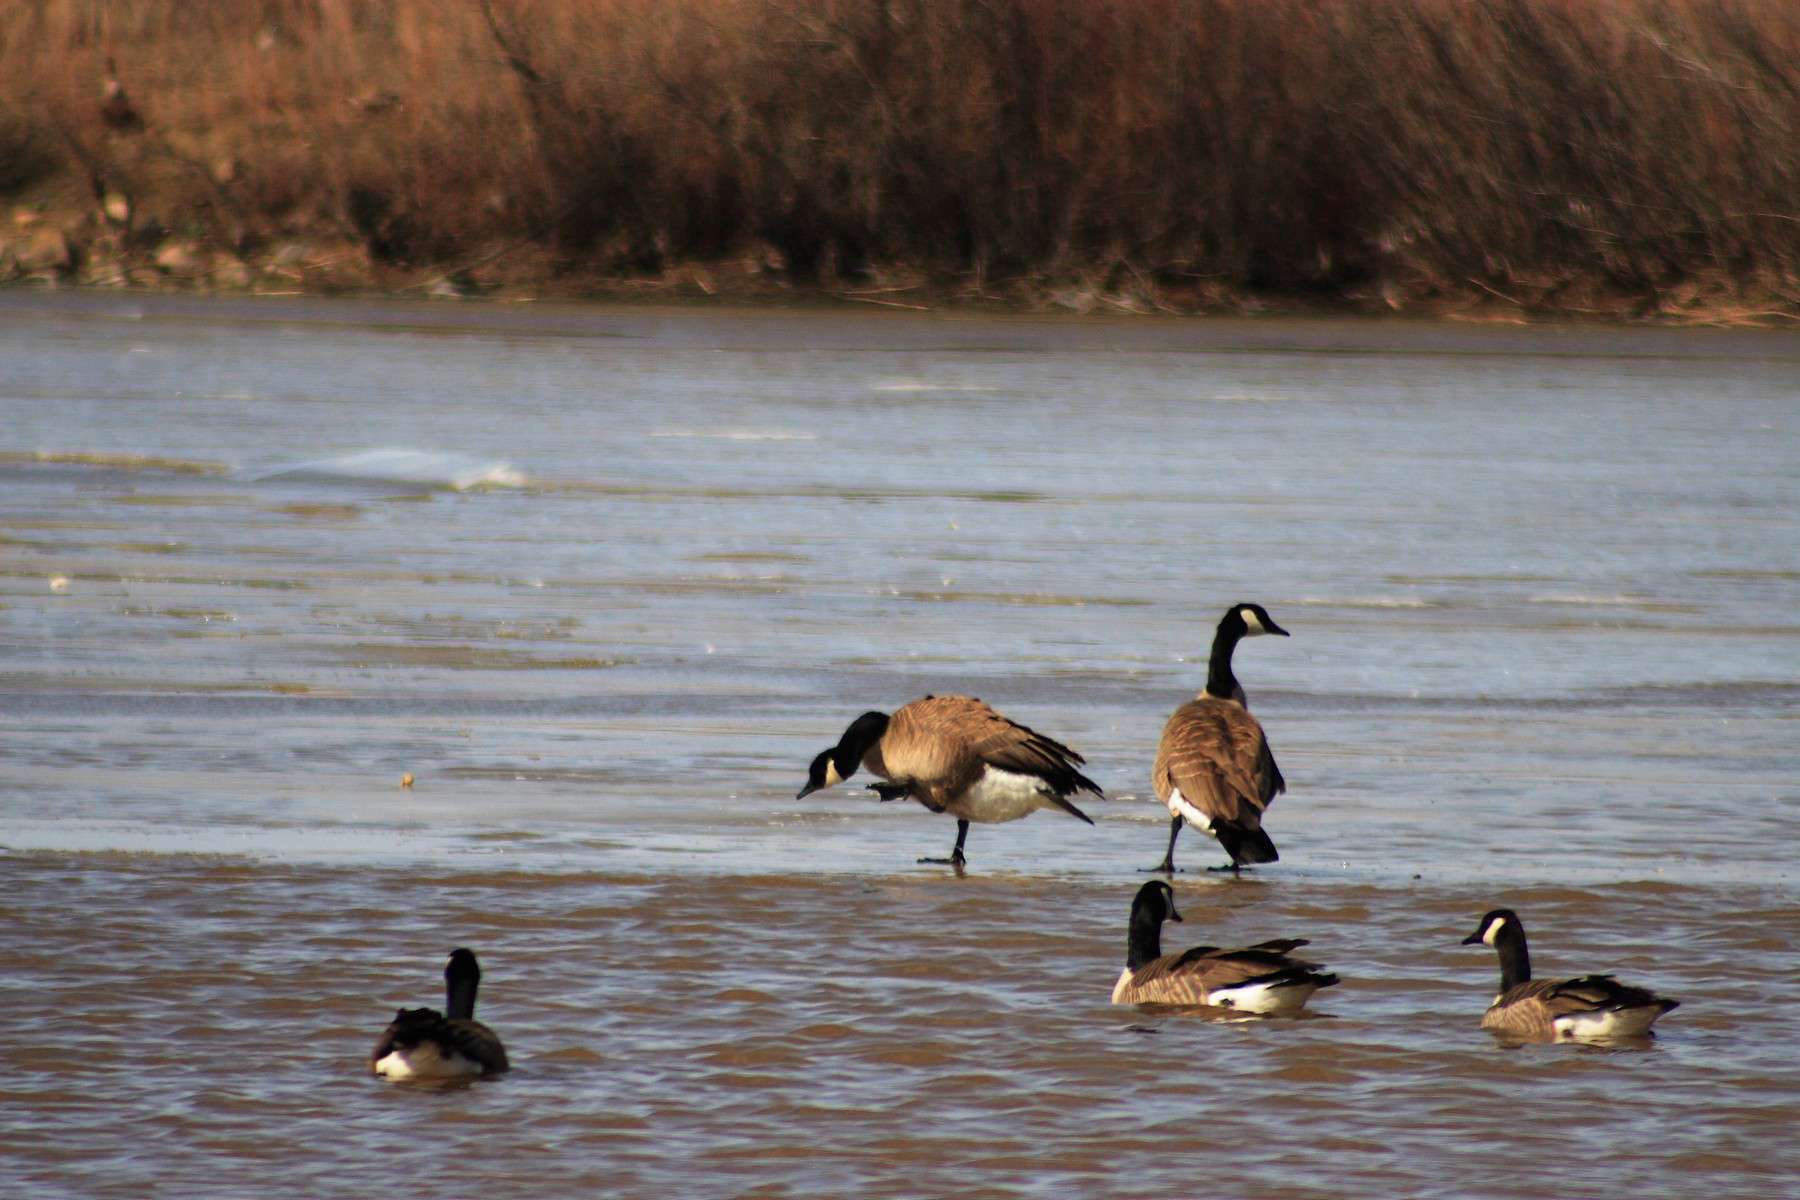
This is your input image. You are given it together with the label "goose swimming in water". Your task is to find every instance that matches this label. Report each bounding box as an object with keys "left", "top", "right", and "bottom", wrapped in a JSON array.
[
  {"left": 1148, "top": 603, "right": 1288, "bottom": 874},
  {"left": 370, "top": 948, "right": 510, "bottom": 1080},
  {"left": 1461, "top": 909, "right": 1679, "bottom": 1041},
  {"left": 797, "top": 694, "right": 1100, "bottom": 870},
  {"left": 1112, "top": 880, "right": 1338, "bottom": 1012}
]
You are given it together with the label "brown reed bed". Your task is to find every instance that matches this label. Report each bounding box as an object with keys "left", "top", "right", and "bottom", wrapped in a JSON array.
[{"left": 2, "top": 0, "right": 1796, "bottom": 320}]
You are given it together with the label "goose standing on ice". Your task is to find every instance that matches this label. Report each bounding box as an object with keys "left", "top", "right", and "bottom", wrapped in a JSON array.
[
  {"left": 1148, "top": 603, "right": 1289, "bottom": 874},
  {"left": 1111, "top": 880, "right": 1338, "bottom": 1012},
  {"left": 370, "top": 948, "right": 510, "bottom": 1080},
  {"left": 797, "top": 694, "right": 1101, "bottom": 870},
  {"left": 1461, "top": 909, "right": 1679, "bottom": 1041}
]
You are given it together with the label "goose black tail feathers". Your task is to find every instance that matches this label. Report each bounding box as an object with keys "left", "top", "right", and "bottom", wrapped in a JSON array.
[{"left": 1215, "top": 823, "right": 1279, "bottom": 866}]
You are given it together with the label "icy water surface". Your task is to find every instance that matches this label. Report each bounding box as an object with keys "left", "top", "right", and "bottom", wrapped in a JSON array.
[{"left": 1, "top": 292, "right": 1797, "bottom": 1197}]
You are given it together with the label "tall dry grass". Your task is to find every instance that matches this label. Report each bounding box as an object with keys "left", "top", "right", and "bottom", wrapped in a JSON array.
[{"left": 2, "top": 0, "right": 1796, "bottom": 305}]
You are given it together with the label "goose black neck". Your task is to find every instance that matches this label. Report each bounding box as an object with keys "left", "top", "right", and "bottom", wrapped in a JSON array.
[
  {"left": 1126, "top": 906, "right": 1164, "bottom": 970},
  {"left": 446, "top": 967, "right": 479, "bottom": 1021},
  {"left": 1205, "top": 622, "right": 1243, "bottom": 700},
  {"left": 1493, "top": 924, "right": 1531, "bottom": 992},
  {"left": 834, "top": 711, "right": 890, "bottom": 776}
]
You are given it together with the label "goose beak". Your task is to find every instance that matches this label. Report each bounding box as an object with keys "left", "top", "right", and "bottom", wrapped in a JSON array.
[
  {"left": 1267, "top": 620, "right": 1290, "bottom": 637},
  {"left": 796, "top": 783, "right": 819, "bottom": 800},
  {"left": 1167, "top": 906, "right": 1183, "bottom": 923},
  {"left": 1460, "top": 931, "right": 1483, "bottom": 945}
]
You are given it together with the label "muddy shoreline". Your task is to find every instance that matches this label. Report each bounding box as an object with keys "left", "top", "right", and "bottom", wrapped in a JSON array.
[{"left": 5, "top": 206, "right": 1795, "bottom": 328}]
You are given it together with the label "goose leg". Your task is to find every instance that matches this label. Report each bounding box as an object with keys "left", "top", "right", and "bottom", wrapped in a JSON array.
[
  {"left": 1141, "top": 815, "right": 1183, "bottom": 874},
  {"left": 919, "top": 818, "right": 969, "bottom": 869}
]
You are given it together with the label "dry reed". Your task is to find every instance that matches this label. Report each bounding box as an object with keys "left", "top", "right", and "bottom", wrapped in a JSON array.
[{"left": 2, "top": 0, "right": 1796, "bottom": 311}]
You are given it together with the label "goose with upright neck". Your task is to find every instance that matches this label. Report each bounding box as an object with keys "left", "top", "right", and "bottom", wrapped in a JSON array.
[
  {"left": 370, "top": 948, "right": 510, "bottom": 1080},
  {"left": 1461, "top": 909, "right": 1679, "bottom": 1041},
  {"left": 797, "top": 694, "right": 1100, "bottom": 871},
  {"left": 1112, "top": 880, "right": 1338, "bottom": 1011},
  {"left": 1147, "top": 603, "right": 1289, "bottom": 874}
]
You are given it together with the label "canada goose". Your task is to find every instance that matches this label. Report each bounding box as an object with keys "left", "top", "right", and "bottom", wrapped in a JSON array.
[
  {"left": 1148, "top": 602, "right": 1288, "bottom": 874},
  {"left": 1461, "top": 909, "right": 1679, "bottom": 1041},
  {"left": 1112, "top": 880, "right": 1338, "bottom": 1012},
  {"left": 370, "top": 948, "right": 510, "bottom": 1080},
  {"left": 797, "top": 694, "right": 1100, "bottom": 869}
]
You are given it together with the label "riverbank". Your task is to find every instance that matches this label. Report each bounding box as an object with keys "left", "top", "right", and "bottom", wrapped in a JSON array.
[{"left": 3, "top": 0, "right": 1797, "bottom": 325}]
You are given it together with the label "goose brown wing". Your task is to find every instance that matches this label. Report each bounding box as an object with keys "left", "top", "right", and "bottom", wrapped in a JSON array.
[
  {"left": 370, "top": 1006, "right": 438, "bottom": 1067},
  {"left": 1241, "top": 937, "right": 1310, "bottom": 955},
  {"left": 893, "top": 695, "right": 1100, "bottom": 797},
  {"left": 1541, "top": 974, "right": 1667, "bottom": 1015},
  {"left": 1137, "top": 942, "right": 1324, "bottom": 993},
  {"left": 370, "top": 1007, "right": 509, "bottom": 1073},
  {"left": 443, "top": 1017, "right": 510, "bottom": 1072},
  {"left": 1153, "top": 699, "right": 1283, "bottom": 827}
]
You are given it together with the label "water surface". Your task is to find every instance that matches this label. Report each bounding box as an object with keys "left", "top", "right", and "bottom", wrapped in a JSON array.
[{"left": 1, "top": 293, "right": 1796, "bottom": 1197}]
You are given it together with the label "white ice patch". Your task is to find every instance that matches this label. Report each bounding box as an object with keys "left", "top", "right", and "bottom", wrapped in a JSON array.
[
  {"left": 1166, "top": 787, "right": 1215, "bottom": 834},
  {"left": 953, "top": 766, "right": 1057, "bottom": 823},
  {"left": 252, "top": 449, "right": 523, "bottom": 491}
]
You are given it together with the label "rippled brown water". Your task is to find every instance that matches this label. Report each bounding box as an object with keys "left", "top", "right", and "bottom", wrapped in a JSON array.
[
  {"left": 1, "top": 293, "right": 1797, "bottom": 1197},
  {"left": 7, "top": 857, "right": 1799, "bottom": 1198}
]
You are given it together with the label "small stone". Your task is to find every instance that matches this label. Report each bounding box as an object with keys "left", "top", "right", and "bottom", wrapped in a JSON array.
[
  {"left": 269, "top": 241, "right": 310, "bottom": 268},
  {"left": 154, "top": 241, "right": 202, "bottom": 276},
  {"left": 49, "top": 575, "right": 70, "bottom": 592},
  {"left": 17, "top": 227, "right": 75, "bottom": 273},
  {"left": 210, "top": 253, "right": 253, "bottom": 289},
  {"left": 400, "top": 772, "right": 415, "bottom": 789}
]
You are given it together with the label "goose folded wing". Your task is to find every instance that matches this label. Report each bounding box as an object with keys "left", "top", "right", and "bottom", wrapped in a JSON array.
[
  {"left": 1156, "top": 710, "right": 1275, "bottom": 828},
  {"left": 950, "top": 702, "right": 1099, "bottom": 794},
  {"left": 1164, "top": 943, "right": 1322, "bottom": 984},
  {"left": 442, "top": 1018, "right": 509, "bottom": 1070},
  {"left": 1543, "top": 974, "right": 1662, "bottom": 1013}
]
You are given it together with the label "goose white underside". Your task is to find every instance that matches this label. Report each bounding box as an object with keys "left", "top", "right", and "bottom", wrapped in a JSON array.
[
  {"left": 1165, "top": 787, "right": 1215, "bottom": 834},
  {"left": 1209, "top": 979, "right": 1320, "bottom": 1015},
  {"left": 946, "top": 766, "right": 1064, "bottom": 823},
  {"left": 1551, "top": 1006, "right": 1669, "bottom": 1040},
  {"left": 373, "top": 1043, "right": 483, "bottom": 1081},
  {"left": 1110, "top": 967, "right": 1134, "bottom": 1005}
]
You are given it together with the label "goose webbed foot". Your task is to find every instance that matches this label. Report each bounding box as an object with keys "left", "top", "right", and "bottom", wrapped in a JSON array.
[
  {"left": 1139, "top": 860, "right": 1181, "bottom": 874},
  {"left": 1206, "top": 862, "right": 1247, "bottom": 875},
  {"left": 920, "top": 820, "right": 969, "bottom": 873}
]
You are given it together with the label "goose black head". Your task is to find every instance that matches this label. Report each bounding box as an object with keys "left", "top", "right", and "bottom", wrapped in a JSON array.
[
  {"left": 796, "top": 710, "right": 890, "bottom": 799},
  {"left": 1126, "top": 880, "right": 1183, "bottom": 969},
  {"left": 1462, "top": 909, "right": 1521, "bottom": 947},
  {"left": 1225, "top": 602, "right": 1289, "bottom": 639},
  {"left": 797, "top": 747, "right": 841, "bottom": 799},
  {"left": 1131, "top": 879, "right": 1184, "bottom": 925},
  {"left": 446, "top": 948, "right": 481, "bottom": 984}
]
